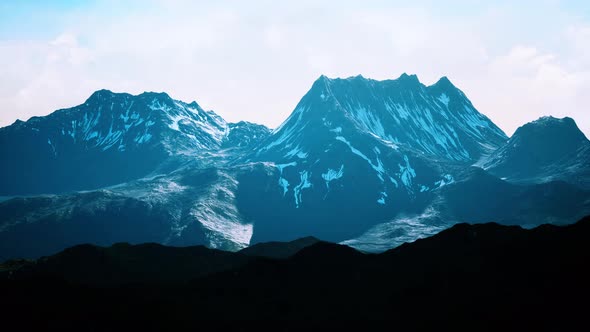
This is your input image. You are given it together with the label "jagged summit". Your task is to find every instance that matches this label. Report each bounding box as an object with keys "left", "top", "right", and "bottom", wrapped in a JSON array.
[
  {"left": 315, "top": 73, "right": 458, "bottom": 88},
  {"left": 257, "top": 73, "right": 507, "bottom": 163},
  {"left": 187, "top": 100, "right": 202, "bottom": 109},
  {"left": 138, "top": 91, "right": 172, "bottom": 98},
  {"left": 431, "top": 76, "right": 456, "bottom": 89},
  {"left": 84, "top": 89, "right": 117, "bottom": 103},
  {"left": 396, "top": 72, "right": 420, "bottom": 84},
  {"left": 88, "top": 88, "right": 113, "bottom": 95},
  {"left": 0, "top": 90, "right": 269, "bottom": 195},
  {"left": 223, "top": 121, "right": 271, "bottom": 149},
  {"left": 1, "top": 75, "right": 589, "bottom": 259},
  {"left": 242, "top": 74, "right": 510, "bottom": 238},
  {"left": 85, "top": 90, "right": 176, "bottom": 105},
  {"left": 314, "top": 73, "right": 422, "bottom": 87},
  {"left": 137, "top": 91, "right": 175, "bottom": 106},
  {"left": 339, "top": 74, "right": 367, "bottom": 81}
]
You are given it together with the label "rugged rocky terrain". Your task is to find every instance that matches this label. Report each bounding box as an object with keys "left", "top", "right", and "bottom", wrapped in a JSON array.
[{"left": 1, "top": 74, "right": 589, "bottom": 259}]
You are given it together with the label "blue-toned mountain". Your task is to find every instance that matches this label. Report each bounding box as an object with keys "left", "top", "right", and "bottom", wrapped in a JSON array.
[
  {"left": 1, "top": 75, "right": 588, "bottom": 259},
  {"left": 0, "top": 90, "right": 269, "bottom": 195},
  {"left": 235, "top": 74, "right": 508, "bottom": 243},
  {"left": 482, "top": 116, "right": 590, "bottom": 188}
]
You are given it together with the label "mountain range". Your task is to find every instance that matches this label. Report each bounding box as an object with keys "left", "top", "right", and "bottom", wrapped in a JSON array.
[{"left": 1, "top": 73, "right": 589, "bottom": 259}]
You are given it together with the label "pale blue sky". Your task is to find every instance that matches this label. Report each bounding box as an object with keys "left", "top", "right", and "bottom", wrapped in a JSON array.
[{"left": 1, "top": 0, "right": 589, "bottom": 136}]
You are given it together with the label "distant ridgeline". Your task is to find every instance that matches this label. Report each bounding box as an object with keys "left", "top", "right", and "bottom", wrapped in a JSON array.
[
  {"left": 1, "top": 217, "right": 589, "bottom": 328},
  {"left": 1, "top": 73, "right": 589, "bottom": 259}
]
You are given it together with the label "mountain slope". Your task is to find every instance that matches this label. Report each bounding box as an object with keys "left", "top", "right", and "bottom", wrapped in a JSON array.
[
  {"left": 222, "top": 121, "right": 271, "bottom": 149},
  {"left": 245, "top": 74, "right": 507, "bottom": 213},
  {"left": 1, "top": 76, "right": 588, "bottom": 260},
  {"left": 0, "top": 165, "right": 263, "bottom": 260},
  {"left": 254, "top": 74, "right": 507, "bottom": 163},
  {"left": 483, "top": 116, "right": 590, "bottom": 188},
  {"left": 341, "top": 167, "right": 590, "bottom": 252},
  {"left": 232, "top": 74, "right": 508, "bottom": 244},
  {"left": 0, "top": 90, "right": 269, "bottom": 195}
]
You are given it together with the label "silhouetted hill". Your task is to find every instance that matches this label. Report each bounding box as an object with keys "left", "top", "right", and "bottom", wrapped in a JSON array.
[
  {"left": 239, "top": 236, "right": 320, "bottom": 258},
  {"left": 7, "top": 242, "right": 253, "bottom": 285},
  {"left": 1, "top": 217, "right": 588, "bottom": 330}
]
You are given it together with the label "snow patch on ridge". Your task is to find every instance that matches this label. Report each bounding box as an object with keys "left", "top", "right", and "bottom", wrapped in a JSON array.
[
  {"left": 47, "top": 139, "right": 56, "bottom": 157},
  {"left": 377, "top": 191, "right": 388, "bottom": 205},
  {"left": 352, "top": 105, "right": 387, "bottom": 138},
  {"left": 275, "top": 162, "right": 297, "bottom": 196},
  {"left": 284, "top": 146, "right": 308, "bottom": 159},
  {"left": 398, "top": 155, "right": 416, "bottom": 190},
  {"left": 434, "top": 174, "right": 454, "bottom": 188},
  {"left": 322, "top": 165, "right": 344, "bottom": 190},
  {"left": 189, "top": 173, "right": 252, "bottom": 250},
  {"left": 335, "top": 136, "right": 386, "bottom": 181},
  {"left": 340, "top": 207, "right": 447, "bottom": 252},
  {"left": 438, "top": 93, "right": 450, "bottom": 106},
  {"left": 293, "top": 170, "right": 312, "bottom": 208},
  {"left": 154, "top": 181, "right": 187, "bottom": 195}
]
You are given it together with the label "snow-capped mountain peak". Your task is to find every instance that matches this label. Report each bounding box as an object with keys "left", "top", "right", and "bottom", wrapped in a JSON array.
[
  {"left": 432, "top": 75, "right": 454, "bottom": 88},
  {"left": 0, "top": 90, "right": 269, "bottom": 194},
  {"left": 257, "top": 73, "right": 507, "bottom": 163},
  {"left": 1, "top": 76, "right": 590, "bottom": 258}
]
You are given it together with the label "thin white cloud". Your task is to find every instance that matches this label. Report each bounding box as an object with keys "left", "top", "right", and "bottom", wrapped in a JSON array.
[
  {"left": 0, "top": 1, "right": 588, "bottom": 138},
  {"left": 465, "top": 41, "right": 590, "bottom": 136}
]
